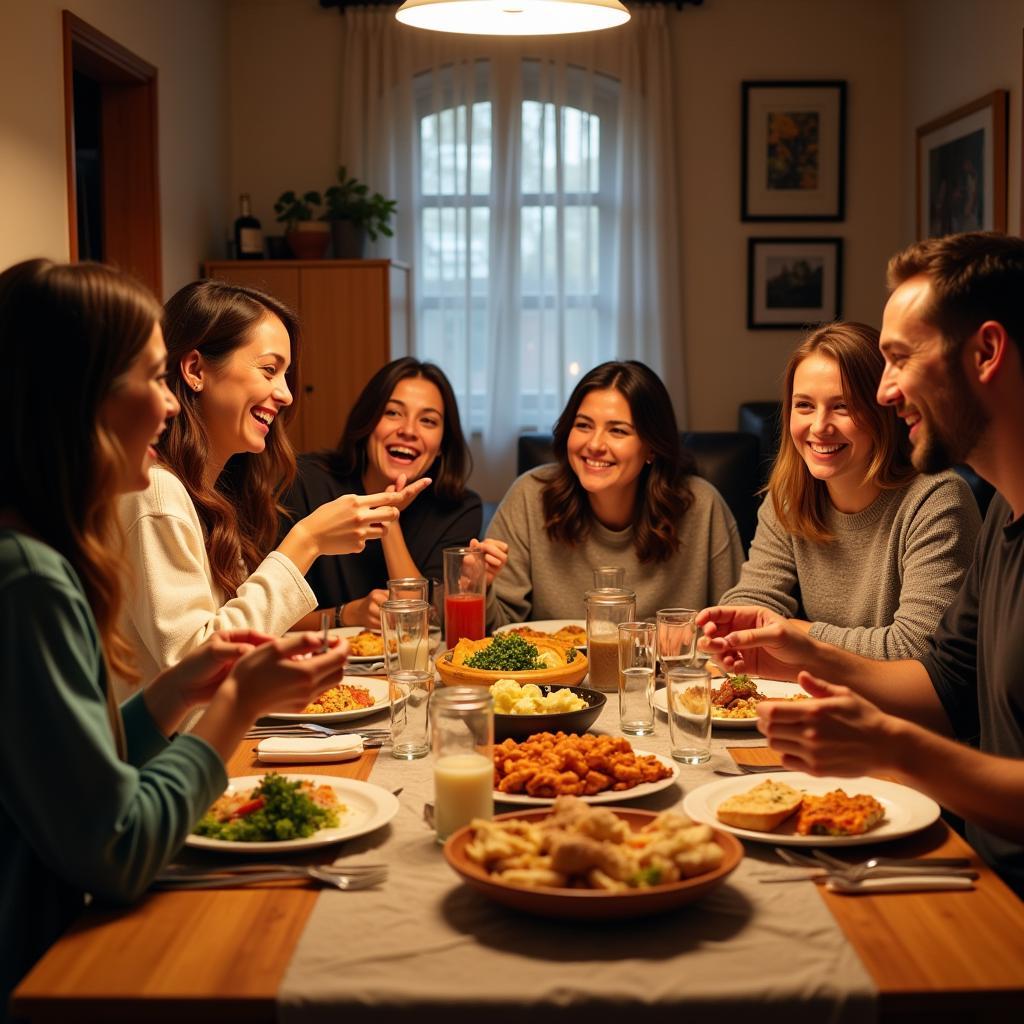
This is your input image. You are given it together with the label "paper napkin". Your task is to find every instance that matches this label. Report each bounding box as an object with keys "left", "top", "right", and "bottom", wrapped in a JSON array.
[{"left": 256, "top": 734, "right": 364, "bottom": 764}]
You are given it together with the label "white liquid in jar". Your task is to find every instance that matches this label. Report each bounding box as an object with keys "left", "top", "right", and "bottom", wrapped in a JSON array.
[{"left": 433, "top": 752, "right": 493, "bottom": 840}]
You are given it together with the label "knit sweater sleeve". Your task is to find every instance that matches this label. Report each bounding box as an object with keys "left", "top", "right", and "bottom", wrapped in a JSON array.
[
  {"left": 809, "top": 473, "right": 982, "bottom": 659},
  {"left": 718, "top": 497, "right": 801, "bottom": 615},
  {"left": 484, "top": 473, "right": 539, "bottom": 628},
  {"left": 121, "top": 469, "right": 317, "bottom": 671}
]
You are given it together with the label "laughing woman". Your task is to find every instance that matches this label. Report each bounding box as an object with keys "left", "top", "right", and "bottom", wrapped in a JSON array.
[
  {"left": 119, "top": 281, "right": 425, "bottom": 685},
  {"left": 283, "top": 357, "right": 506, "bottom": 630},
  {"left": 0, "top": 261, "right": 346, "bottom": 1009},
  {"left": 713, "top": 321, "right": 980, "bottom": 659},
  {"left": 485, "top": 360, "right": 743, "bottom": 626}
]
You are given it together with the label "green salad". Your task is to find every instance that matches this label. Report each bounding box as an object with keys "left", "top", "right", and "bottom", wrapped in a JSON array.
[
  {"left": 463, "top": 632, "right": 577, "bottom": 671},
  {"left": 194, "top": 773, "right": 340, "bottom": 842}
]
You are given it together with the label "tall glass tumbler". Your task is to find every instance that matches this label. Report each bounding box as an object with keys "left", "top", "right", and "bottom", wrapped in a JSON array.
[
  {"left": 617, "top": 621, "right": 656, "bottom": 735},
  {"left": 387, "top": 577, "right": 429, "bottom": 602},
  {"left": 431, "top": 686, "right": 494, "bottom": 842},
  {"left": 656, "top": 608, "right": 698, "bottom": 676},
  {"left": 381, "top": 598, "right": 432, "bottom": 760},
  {"left": 665, "top": 665, "right": 712, "bottom": 764},
  {"left": 584, "top": 588, "right": 636, "bottom": 692},
  {"left": 443, "top": 547, "right": 486, "bottom": 649}
]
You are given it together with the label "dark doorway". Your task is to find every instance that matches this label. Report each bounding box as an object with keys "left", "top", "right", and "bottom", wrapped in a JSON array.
[{"left": 63, "top": 11, "right": 162, "bottom": 295}]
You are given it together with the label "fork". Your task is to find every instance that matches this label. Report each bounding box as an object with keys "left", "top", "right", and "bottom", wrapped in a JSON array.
[
  {"left": 153, "top": 864, "right": 387, "bottom": 890},
  {"left": 770, "top": 847, "right": 976, "bottom": 883},
  {"left": 244, "top": 725, "right": 390, "bottom": 739},
  {"left": 714, "top": 762, "right": 790, "bottom": 776}
]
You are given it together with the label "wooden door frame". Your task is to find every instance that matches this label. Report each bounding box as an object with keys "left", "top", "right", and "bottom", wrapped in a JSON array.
[{"left": 62, "top": 10, "right": 162, "bottom": 295}]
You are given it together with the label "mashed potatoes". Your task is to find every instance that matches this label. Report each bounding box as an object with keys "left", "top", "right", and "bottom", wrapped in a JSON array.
[{"left": 490, "top": 679, "right": 586, "bottom": 715}]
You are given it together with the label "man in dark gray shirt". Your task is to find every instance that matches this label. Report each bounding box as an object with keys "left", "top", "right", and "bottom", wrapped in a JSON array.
[{"left": 697, "top": 232, "right": 1024, "bottom": 895}]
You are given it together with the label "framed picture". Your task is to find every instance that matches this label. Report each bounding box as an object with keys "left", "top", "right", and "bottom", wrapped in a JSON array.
[
  {"left": 916, "top": 90, "right": 1008, "bottom": 238},
  {"left": 742, "top": 80, "right": 847, "bottom": 221},
  {"left": 747, "top": 237, "right": 843, "bottom": 330}
]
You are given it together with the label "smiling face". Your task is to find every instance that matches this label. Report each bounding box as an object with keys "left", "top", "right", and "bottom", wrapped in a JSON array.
[
  {"left": 365, "top": 375, "right": 444, "bottom": 488},
  {"left": 567, "top": 388, "right": 651, "bottom": 506},
  {"left": 101, "top": 322, "right": 180, "bottom": 494},
  {"left": 878, "top": 276, "right": 988, "bottom": 473},
  {"left": 190, "top": 312, "right": 293, "bottom": 470},
  {"left": 789, "top": 353, "right": 876, "bottom": 505}
]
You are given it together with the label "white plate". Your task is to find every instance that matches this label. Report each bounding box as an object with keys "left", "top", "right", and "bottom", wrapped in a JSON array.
[
  {"left": 653, "top": 677, "right": 806, "bottom": 730},
  {"left": 494, "top": 619, "right": 588, "bottom": 650},
  {"left": 186, "top": 773, "right": 400, "bottom": 853},
  {"left": 495, "top": 751, "right": 680, "bottom": 806},
  {"left": 682, "top": 771, "right": 941, "bottom": 847},
  {"left": 265, "top": 676, "right": 394, "bottom": 723}
]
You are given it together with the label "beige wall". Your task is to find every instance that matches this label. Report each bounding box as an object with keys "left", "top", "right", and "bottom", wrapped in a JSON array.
[
  {"left": 0, "top": 0, "right": 228, "bottom": 297},
  {"left": 903, "top": 0, "right": 1024, "bottom": 239}
]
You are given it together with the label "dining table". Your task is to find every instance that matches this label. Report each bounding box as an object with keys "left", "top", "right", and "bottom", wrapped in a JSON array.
[{"left": 11, "top": 677, "right": 1024, "bottom": 1024}]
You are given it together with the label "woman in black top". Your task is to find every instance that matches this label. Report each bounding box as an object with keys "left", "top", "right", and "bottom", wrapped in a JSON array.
[{"left": 285, "top": 358, "right": 507, "bottom": 628}]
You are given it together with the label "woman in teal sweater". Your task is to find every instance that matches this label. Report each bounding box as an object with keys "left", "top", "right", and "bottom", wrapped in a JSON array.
[{"left": 0, "top": 260, "right": 348, "bottom": 1011}]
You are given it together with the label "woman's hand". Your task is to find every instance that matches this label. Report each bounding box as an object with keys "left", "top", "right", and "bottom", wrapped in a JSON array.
[
  {"left": 470, "top": 537, "right": 509, "bottom": 587},
  {"left": 143, "top": 629, "right": 274, "bottom": 734},
  {"left": 695, "top": 605, "right": 818, "bottom": 680},
  {"left": 282, "top": 478, "right": 432, "bottom": 565},
  {"left": 384, "top": 472, "right": 429, "bottom": 513},
  {"left": 343, "top": 589, "right": 389, "bottom": 630}
]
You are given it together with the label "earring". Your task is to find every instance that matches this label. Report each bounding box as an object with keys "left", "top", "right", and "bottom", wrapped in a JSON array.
[{"left": 192, "top": 381, "right": 202, "bottom": 393}]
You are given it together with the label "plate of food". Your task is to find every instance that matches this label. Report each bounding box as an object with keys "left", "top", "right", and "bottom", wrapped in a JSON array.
[
  {"left": 265, "top": 677, "right": 394, "bottom": 723},
  {"left": 682, "top": 772, "right": 941, "bottom": 847},
  {"left": 443, "top": 796, "right": 743, "bottom": 919},
  {"left": 186, "top": 772, "right": 400, "bottom": 853},
  {"left": 437, "top": 633, "right": 589, "bottom": 689},
  {"left": 494, "top": 619, "right": 587, "bottom": 650},
  {"left": 490, "top": 681, "right": 606, "bottom": 741},
  {"left": 493, "top": 731, "right": 679, "bottom": 805},
  {"left": 653, "top": 675, "right": 810, "bottom": 730}
]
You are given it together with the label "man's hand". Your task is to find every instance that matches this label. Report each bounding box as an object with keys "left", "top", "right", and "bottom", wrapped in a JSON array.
[
  {"left": 696, "top": 605, "right": 817, "bottom": 680},
  {"left": 344, "top": 589, "right": 389, "bottom": 630},
  {"left": 757, "top": 671, "right": 904, "bottom": 776}
]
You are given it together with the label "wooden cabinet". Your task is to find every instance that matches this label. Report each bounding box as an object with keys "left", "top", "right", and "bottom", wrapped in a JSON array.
[{"left": 203, "top": 260, "right": 410, "bottom": 452}]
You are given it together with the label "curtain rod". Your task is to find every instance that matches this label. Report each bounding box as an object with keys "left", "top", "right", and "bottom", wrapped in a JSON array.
[{"left": 318, "top": 1, "right": 705, "bottom": 10}]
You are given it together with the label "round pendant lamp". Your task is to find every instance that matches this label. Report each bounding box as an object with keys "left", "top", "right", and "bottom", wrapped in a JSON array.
[{"left": 395, "top": 0, "right": 631, "bottom": 36}]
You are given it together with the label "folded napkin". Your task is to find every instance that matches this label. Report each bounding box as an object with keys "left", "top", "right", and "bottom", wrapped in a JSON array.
[
  {"left": 257, "top": 734, "right": 363, "bottom": 764},
  {"left": 827, "top": 874, "right": 975, "bottom": 894}
]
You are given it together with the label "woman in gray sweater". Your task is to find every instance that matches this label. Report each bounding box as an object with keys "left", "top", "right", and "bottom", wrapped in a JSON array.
[
  {"left": 486, "top": 361, "right": 742, "bottom": 625},
  {"left": 716, "top": 321, "right": 980, "bottom": 660}
]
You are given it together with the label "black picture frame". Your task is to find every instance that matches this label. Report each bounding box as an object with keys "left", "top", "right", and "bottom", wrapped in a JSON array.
[
  {"left": 742, "top": 80, "right": 847, "bottom": 222},
  {"left": 747, "top": 236, "right": 843, "bottom": 330}
]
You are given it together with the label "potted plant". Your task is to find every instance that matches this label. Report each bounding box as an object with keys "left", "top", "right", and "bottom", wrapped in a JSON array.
[
  {"left": 322, "top": 166, "right": 397, "bottom": 258},
  {"left": 273, "top": 189, "right": 329, "bottom": 259}
]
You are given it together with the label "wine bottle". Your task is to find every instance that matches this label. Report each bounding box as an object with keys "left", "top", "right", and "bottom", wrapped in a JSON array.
[{"left": 234, "top": 193, "right": 263, "bottom": 260}]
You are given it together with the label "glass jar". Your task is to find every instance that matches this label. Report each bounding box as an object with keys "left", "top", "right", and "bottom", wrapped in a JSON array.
[
  {"left": 430, "top": 686, "right": 494, "bottom": 841},
  {"left": 584, "top": 587, "right": 637, "bottom": 692}
]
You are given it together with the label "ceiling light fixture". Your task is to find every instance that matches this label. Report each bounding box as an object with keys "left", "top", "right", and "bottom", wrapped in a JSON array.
[{"left": 395, "top": 0, "right": 630, "bottom": 37}]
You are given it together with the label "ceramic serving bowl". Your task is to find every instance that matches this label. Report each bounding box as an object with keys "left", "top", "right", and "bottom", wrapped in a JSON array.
[
  {"left": 493, "top": 685, "right": 606, "bottom": 741},
  {"left": 443, "top": 807, "right": 743, "bottom": 920},
  {"left": 436, "top": 636, "right": 589, "bottom": 689}
]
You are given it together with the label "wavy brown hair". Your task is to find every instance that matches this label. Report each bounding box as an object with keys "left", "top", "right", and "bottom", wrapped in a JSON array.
[
  {"left": 0, "top": 259, "right": 163, "bottom": 698},
  {"left": 768, "top": 321, "right": 916, "bottom": 543},
  {"left": 541, "top": 361, "right": 695, "bottom": 563},
  {"left": 160, "top": 280, "right": 301, "bottom": 597},
  {"left": 321, "top": 357, "right": 471, "bottom": 503}
]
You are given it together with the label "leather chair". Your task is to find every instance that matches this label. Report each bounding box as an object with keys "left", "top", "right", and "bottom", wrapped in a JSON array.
[{"left": 515, "top": 432, "right": 762, "bottom": 551}]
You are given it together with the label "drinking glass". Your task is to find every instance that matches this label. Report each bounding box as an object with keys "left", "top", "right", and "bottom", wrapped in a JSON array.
[
  {"left": 656, "top": 608, "right": 698, "bottom": 675},
  {"left": 665, "top": 665, "right": 712, "bottom": 764},
  {"left": 387, "top": 577, "right": 429, "bottom": 602},
  {"left": 443, "top": 547, "right": 486, "bottom": 649},
  {"left": 617, "top": 621, "right": 656, "bottom": 736},
  {"left": 381, "top": 599, "right": 432, "bottom": 759},
  {"left": 592, "top": 565, "right": 625, "bottom": 589},
  {"left": 430, "top": 687, "right": 493, "bottom": 842},
  {"left": 585, "top": 588, "right": 636, "bottom": 693}
]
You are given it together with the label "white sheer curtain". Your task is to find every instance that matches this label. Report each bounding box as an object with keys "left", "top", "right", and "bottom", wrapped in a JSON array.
[{"left": 338, "top": 6, "right": 684, "bottom": 494}]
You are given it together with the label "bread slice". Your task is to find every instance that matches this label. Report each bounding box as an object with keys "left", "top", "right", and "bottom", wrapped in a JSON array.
[{"left": 715, "top": 779, "right": 803, "bottom": 832}]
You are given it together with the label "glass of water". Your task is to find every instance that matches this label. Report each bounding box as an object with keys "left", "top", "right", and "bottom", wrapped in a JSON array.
[
  {"left": 617, "top": 621, "right": 656, "bottom": 736},
  {"left": 381, "top": 599, "right": 432, "bottom": 759},
  {"left": 665, "top": 665, "right": 712, "bottom": 764},
  {"left": 656, "top": 608, "right": 698, "bottom": 675}
]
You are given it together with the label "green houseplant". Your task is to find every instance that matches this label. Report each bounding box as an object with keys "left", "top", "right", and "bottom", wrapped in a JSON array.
[
  {"left": 273, "top": 189, "right": 329, "bottom": 259},
  {"left": 322, "top": 166, "right": 397, "bottom": 258}
]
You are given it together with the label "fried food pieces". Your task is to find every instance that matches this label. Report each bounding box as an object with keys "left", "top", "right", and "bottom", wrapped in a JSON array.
[
  {"left": 493, "top": 731, "right": 672, "bottom": 798},
  {"left": 348, "top": 631, "right": 384, "bottom": 657},
  {"left": 464, "top": 795, "right": 724, "bottom": 890},
  {"left": 506, "top": 624, "right": 586, "bottom": 647},
  {"left": 796, "top": 789, "right": 885, "bottom": 837},
  {"left": 301, "top": 684, "right": 375, "bottom": 715}
]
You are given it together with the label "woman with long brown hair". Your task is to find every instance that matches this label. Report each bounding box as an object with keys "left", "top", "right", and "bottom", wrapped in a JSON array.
[
  {"left": 284, "top": 356, "right": 506, "bottom": 629},
  {"left": 0, "top": 260, "right": 346, "bottom": 1007},
  {"left": 485, "top": 360, "right": 742, "bottom": 624},
  {"left": 715, "top": 320, "right": 980, "bottom": 658},
  {"left": 119, "top": 280, "right": 426, "bottom": 682}
]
